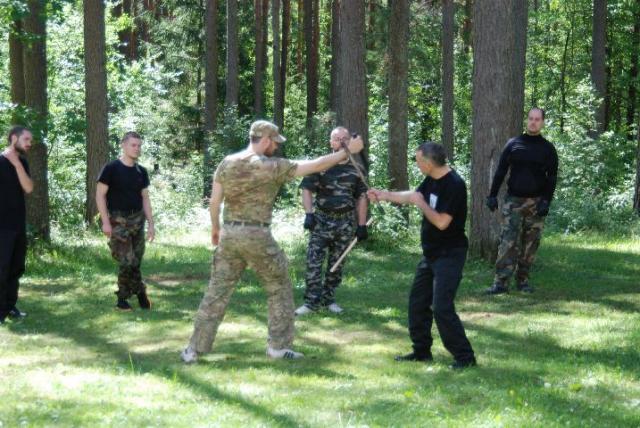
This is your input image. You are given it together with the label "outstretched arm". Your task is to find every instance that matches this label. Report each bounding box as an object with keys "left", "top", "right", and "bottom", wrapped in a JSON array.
[
  {"left": 368, "top": 189, "right": 453, "bottom": 231},
  {"left": 294, "top": 135, "right": 364, "bottom": 177}
]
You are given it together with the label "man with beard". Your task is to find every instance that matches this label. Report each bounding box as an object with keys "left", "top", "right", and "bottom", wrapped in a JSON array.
[
  {"left": 181, "top": 120, "right": 364, "bottom": 363},
  {"left": 0, "top": 126, "right": 34, "bottom": 324}
]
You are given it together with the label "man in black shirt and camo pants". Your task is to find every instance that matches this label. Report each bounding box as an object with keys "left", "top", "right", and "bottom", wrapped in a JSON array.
[
  {"left": 96, "top": 132, "right": 155, "bottom": 310},
  {"left": 295, "top": 127, "right": 368, "bottom": 316},
  {"left": 485, "top": 108, "right": 558, "bottom": 294}
]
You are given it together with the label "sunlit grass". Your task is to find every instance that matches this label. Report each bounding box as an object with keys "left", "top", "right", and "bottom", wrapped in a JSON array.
[{"left": 0, "top": 226, "right": 638, "bottom": 427}]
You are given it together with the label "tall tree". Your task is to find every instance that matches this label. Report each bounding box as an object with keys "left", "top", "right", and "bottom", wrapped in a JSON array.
[
  {"left": 254, "top": 0, "right": 267, "bottom": 116},
  {"left": 627, "top": 1, "right": 639, "bottom": 138},
  {"left": 592, "top": 0, "right": 607, "bottom": 134},
  {"left": 296, "top": 0, "right": 304, "bottom": 75},
  {"left": 278, "top": 0, "right": 291, "bottom": 126},
  {"left": 441, "top": 0, "right": 455, "bottom": 161},
  {"left": 273, "top": 0, "right": 283, "bottom": 127},
  {"left": 23, "top": 0, "right": 50, "bottom": 240},
  {"left": 84, "top": 0, "right": 110, "bottom": 223},
  {"left": 304, "top": 0, "right": 319, "bottom": 120},
  {"left": 512, "top": 0, "right": 528, "bottom": 133},
  {"left": 470, "top": 0, "right": 526, "bottom": 260},
  {"left": 329, "top": 0, "right": 340, "bottom": 112},
  {"left": 204, "top": 0, "right": 219, "bottom": 195},
  {"left": 225, "top": 0, "right": 239, "bottom": 110},
  {"left": 337, "top": 0, "right": 368, "bottom": 168},
  {"left": 388, "top": 0, "right": 409, "bottom": 191},
  {"left": 9, "top": 18, "right": 25, "bottom": 116}
]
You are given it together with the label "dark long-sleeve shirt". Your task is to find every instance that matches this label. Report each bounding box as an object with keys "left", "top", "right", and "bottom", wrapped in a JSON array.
[{"left": 489, "top": 133, "right": 558, "bottom": 201}]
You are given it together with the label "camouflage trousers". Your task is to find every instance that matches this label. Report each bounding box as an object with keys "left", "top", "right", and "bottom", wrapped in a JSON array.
[
  {"left": 494, "top": 196, "right": 545, "bottom": 285},
  {"left": 108, "top": 211, "right": 146, "bottom": 299},
  {"left": 304, "top": 213, "right": 355, "bottom": 309},
  {"left": 189, "top": 225, "right": 295, "bottom": 353}
]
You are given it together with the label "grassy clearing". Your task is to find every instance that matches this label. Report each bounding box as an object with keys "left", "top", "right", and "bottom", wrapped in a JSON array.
[{"left": 1, "top": 221, "right": 639, "bottom": 427}]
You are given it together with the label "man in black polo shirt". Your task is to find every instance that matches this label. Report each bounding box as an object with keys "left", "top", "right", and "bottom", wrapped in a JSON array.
[
  {"left": 368, "top": 142, "right": 476, "bottom": 369},
  {"left": 0, "top": 126, "right": 34, "bottom": 324},
  {"left": 96, "top": 132, "right": 155, "bottom": 311},
  {"left": 485, "top": 108, "right": 558, "bottom": 294}
]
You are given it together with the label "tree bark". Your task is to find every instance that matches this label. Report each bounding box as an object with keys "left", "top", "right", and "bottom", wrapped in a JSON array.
[
  {"left": 225, "top": 0, "right": 239, "bottom": 109},
  {"left": 297, "top": 0, "right": 304, "bottom": 75},
  {"left": 84, "top": 0, "right": 110, "bottom": 224},
  {"left": 388, "top": 0, "right": 409, "bottom": 191},
  {"left": 337, "top": 0, "right": 369, "bottom": 170},
  {"left": 627, "top": 3, "right": 639, "bottom": 139},
  {"left": 441, "top": 0, "right": 455, "bottom": 161},
  {"left": 23, "top": 0, "right": 50, "bottom": 240},
  {"left": 304, "top": 0, "right": 319, "bottom": 121},
  {"left": 9, "top": 19, "right": 25, "bottom": 108},
  {"left": 592, "top": 0, "right": 607, "bottom": 134},
  {"left": 470, "top": 0, "right": 526, "bottom": 261},
  {"left": 279, "top": 0, "right": 291, "bottom": 125},
  {"left": 330, "top": 0, "right": 340, "bottom": 112},
  {"left": 511, "top": 0, "right": 528, "bottom": 133},
  {"left": 273, "top": 0, "right": 283, "bottom": 127},
  {"left": 254, "top": 0, "right": 267, "bottom": 117},
  {"left": 204, "top": 0, "right": 219, "bottom": 196}
]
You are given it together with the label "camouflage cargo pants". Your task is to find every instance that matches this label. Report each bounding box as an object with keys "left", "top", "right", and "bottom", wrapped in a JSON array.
[
  {"left": 189, "top": 225, "right": 295, "bottom": 353},
  {"left": 304, "top": 213, "right": 354, "bottom": 309},
  {"left": 108, "top": 211, "right": 146, "bottom": 299},
  {"left": 494, "top": 196, "right": 545, "bottom": 285}
]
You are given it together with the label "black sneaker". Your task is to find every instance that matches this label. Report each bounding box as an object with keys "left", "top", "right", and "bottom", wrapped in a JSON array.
[
  {"left": 394, "top": 352, "right": 433, "bottom": 362},
  {"left": 485, "top": 283, "right": 509, "bottom": 295},
  {"left": 116, "top": 298, "right": 133, "bottom": 311},
  {"left": 137, "top": 290, "right": 151, "bottom": 309},
  {"left": 450, "top": 357, "right": 477, "bottom": 370},
  {"left": 8, "top": 307, "right": 27, "bottom": 319},
  {"left": 517, "top": 282, "right": 534, "bottom": 293}
]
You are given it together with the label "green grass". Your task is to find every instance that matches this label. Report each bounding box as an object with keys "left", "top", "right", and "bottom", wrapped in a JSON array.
[{"left": 1, "top": 224, "right": 639, "bottom": 427}]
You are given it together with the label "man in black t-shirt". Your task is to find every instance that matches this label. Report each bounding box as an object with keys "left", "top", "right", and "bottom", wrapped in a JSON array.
[
  {"left": 0, "top": 126, "right": 34, "bottom": 324},
  {"left": 96, "top": 132, "right": 155, "bottom": 311},
  {"left": 485, "top": 108, "right": 558, "bottom": 294},
  {"left": 368, "top": 142, "right": 476, "bottom": 369},
  {"left": 295, "top": 127, "right": 368, "bottom": 316}
]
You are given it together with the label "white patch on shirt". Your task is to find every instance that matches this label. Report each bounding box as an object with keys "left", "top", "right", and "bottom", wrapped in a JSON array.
[{"left": 429, "top": 193, "right": 438, "bottom": 209}]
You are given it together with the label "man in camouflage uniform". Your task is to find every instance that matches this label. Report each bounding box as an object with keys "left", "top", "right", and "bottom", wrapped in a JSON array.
[
  {"left": 96, "top": 132, "right": 155, "bottom": 310},
  {"left": 295, "top": 127, "right": 368, "bottom": 316},
  {"left": 181, "top": 120, "right": 364, "bottom": 363},
  {"left": 485, "top": 108, "right": 558, "bottom": 294}
]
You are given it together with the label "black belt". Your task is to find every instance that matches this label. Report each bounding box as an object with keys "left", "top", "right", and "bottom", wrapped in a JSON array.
[
  {"left": 110, "top": 209, "right": 143, "bottom": 217},
  {"left": 316, "top": 208, "right": 354, "bottom": 219},
  {"left": 225, "top": 220, "right": 271, "bottom": 228}
]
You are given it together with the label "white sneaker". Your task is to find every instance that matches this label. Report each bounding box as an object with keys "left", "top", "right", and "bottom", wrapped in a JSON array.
[
  {"left": 180, "top": 346, "right": 198, "bottom": 364},
  {"left": 266, "top": 347, "right": 304, "bottom": 359},
  {"left": 294, "top": 304, "right": 315, "bottom": 316},
  {"left": 326, "top": 303, "right": 344, "bottom": 314}
]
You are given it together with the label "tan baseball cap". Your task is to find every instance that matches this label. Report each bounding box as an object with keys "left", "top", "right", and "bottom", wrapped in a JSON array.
[{"left": 249, "top": 120, "right": 287, "bottom": 143}]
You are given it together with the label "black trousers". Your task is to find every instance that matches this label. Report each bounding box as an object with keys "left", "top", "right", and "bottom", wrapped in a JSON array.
[
  {"left": 0, "top": 229, "right": 27, "bottom": 319},
  {"left": 408, "top": 248, "right": 475, "bottom": 362}
]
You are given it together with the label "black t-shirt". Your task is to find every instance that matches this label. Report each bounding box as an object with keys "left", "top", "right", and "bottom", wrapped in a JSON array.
[
  {"left": 97, "top": 160, "right": 150, "bottom": 213},
  {"left": 489, "top": 133, "right": 558, "bottom": 201},
  {"left": 416, "top": 169, "right": 468, "bottom": 257},
  {"left": 0, "top": 154, "right": 30, "bottom": 231}
]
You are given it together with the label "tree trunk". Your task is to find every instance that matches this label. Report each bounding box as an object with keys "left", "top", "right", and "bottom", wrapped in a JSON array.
[
  {"left": 304, "top": 0, "right": 319, "bottom": 121},
  {"left": 84, "top": 0, "right": 110, "bottom": 224},
  {"left": 273, "top": 0, "right": 283, "bottom": 127},
  {"left": 204, "top": 0, "right": 219, "bottom": 196},
  {"left": 337, "top": 0, "right": 369, "bottom": 170},
  {"left": 225, "top": 0, "right": 239, "bottom": 109},
  {"left": 254, "top": 0, "right": 267, "bottom": 117},
  {"left": 23, "top": 0, "right": 50, "bottom": 240},
  {"left": 470, "top": 0, "right": 525, "bottom": 261},
  {"left": 441, "top": 0, "right": 455, "bottom": 162},
  {"left": 330, "top": 0, "right": 340, "bottom": 112},
  {"left": 592, "top": 0, "right": 607, "bottom": 134},
  {"left": 462, "top": 0, "right": 472, "bottom": 53},
  {"left": 627, "top": 3, "right": 639, "bottom": 139},
  {"left": 388, "top": 0, "right": 408, "bottom": 191},
  {"left": 296, "top": 0, "right": 304, "bottom": 75},
  {"left": 9, "top": 19, "right": 25, "bottom": 108},
  {"left": 511, "top": 0, "right": 528, "bottom": 133},
  {"left": 279, "top": 0, "right": 291, "bottom": 125},
  {"left": 559, "top": 26, "right": 571, "bottom": 133}
]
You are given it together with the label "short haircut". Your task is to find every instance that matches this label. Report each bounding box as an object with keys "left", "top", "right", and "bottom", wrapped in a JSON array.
[
  {"left": 7, "top": 126, "right": 29, "bottom": 146},
  {"left": 416, "top": 141, "right": 447, "bottom": 167},
  {"left": 529, "top": 107, "right": 545, "bottom": 120},
  {"left": 121, "top": 131, "right": 142, "bottom": 144},
  {"left": 331, "top": 126, "right": 350, "bottom": 138}
]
